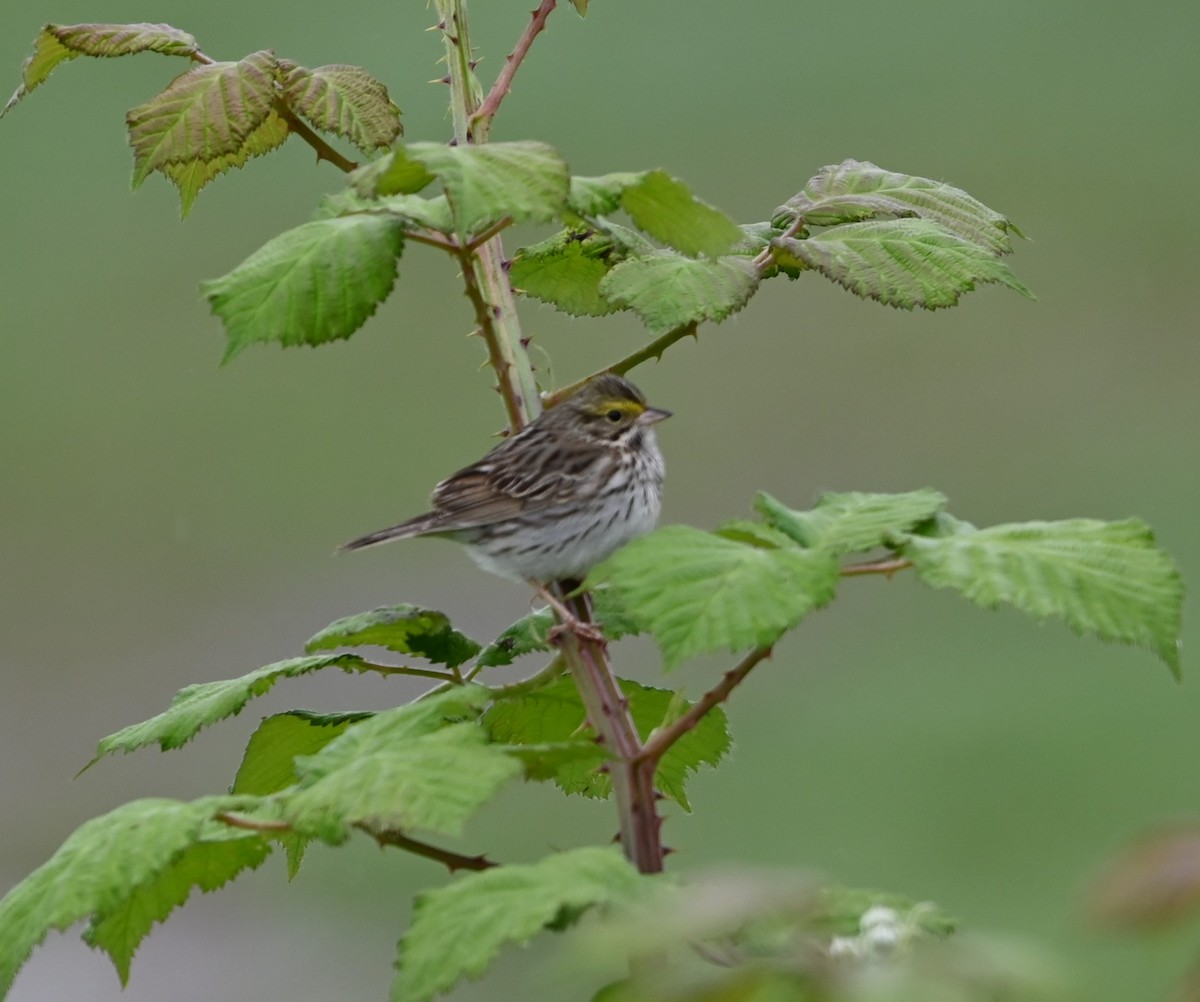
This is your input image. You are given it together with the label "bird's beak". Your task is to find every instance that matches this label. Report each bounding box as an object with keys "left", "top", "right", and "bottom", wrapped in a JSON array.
[{"left": 638, "top": 407, "right": 672, "bottom": 426}]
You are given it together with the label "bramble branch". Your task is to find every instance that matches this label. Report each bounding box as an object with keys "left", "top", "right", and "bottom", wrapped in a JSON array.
[
  {"left": 469, "top": 0, "right": 558, "bottom": 143},
  {"left": 637, "top": 646, "right": 773, "bottom": 768},
  {"left": 841, "top": 557, "right": 912, "bottom": 577},
  {"left": 358, "top": 824, "right": 498, "bottom": 871}
]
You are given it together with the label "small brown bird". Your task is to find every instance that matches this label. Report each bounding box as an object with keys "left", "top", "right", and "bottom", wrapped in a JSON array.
[{"left": 342, "top": 373, "right": 670, "bottom": 624}]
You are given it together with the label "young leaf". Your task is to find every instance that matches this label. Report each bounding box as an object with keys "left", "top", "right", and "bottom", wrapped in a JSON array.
[
  {"left": 509, "top": 232, "right": 622, "bottom": 317},
  {"left": 201, "top": 214, "right": 405, "bottom": 361},
  {"left": 353, "top": 146, "right": 437, "bottom": 197},
  {"left": 306, "top": 604, "right": 481, "bottom": 667},
  {"left": 3, "top": 22, "right": 198, "bottom": 117},
  {"left": 778, "top": 219, "right": 1033, "bottom": 310},
  {"left": 318, "top": 188, "right": 455, "bottom": 233},
  {"left": 232, "top": 710, "right": 371, "bottom": 795},
  {"left": 621, "top": 170, "right": 742, "bottom": 257},
  {"left": 83, "top": 825, "right": 271, "bottom": 984},
  {"left": 280, "top": 687, "right": 518, "bottom": 843},
  {"left": 756, "top": 489, "right": 948, "bottom": 555},
  {"left": 163, "top": 109, "right": 290, "bottom": 217},
  {"left": 485, "top": 677, "right": 730, "bottom": 809},
  {"left": 590, "top": 526, "right": 839, "bottom": 669},
  {"left": 599, "top": 252, "right": 759, "bottom": 334},
  {"left": 777, "top": 160, "right": 1022, "bottom": 255},
  {"left": 394, "top": 847, "right": 645, "bottom": 1002},
  {"left": 127, "top": 50, "right": 278, "bottom": 187},
  {"left": 0, "top": 796, "right": 254, "bottom": 996},
  {"left": 369, "top": 141, "right": 570, "bottom": 233},
  {"left": 897, "top": 516, "right": 1183, "bottom": 676},
  {"left": 279, "top": 61, "right": 402, "bottom": 154},
  {"left": 89, "top": 653, "right": 371, "bottom": 763}
]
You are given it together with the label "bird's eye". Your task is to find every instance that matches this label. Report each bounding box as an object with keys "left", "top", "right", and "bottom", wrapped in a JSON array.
[{"left": 605, "top": 409, "right": 623, "bottom": 423}]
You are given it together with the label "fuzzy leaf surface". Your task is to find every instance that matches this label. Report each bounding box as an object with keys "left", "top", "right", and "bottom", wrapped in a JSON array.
[
  {"left": 779, "top": 219, "right": 1033, "bottom": 309},
  {"left": 509, "top": 232, "right": 621, "bottom": 316},
  {"left": 201, "top": 214, "right": 404, "bottom": 361},
  {"left": 599, "top": 252, "right": 759, "bottom": 334},
  {"left": 898, "top": 516, "right": 1183, "bottom": 676},
  {"left": 90, "top": 654, "right": 371, "bottom": 762},
  {"left": 484, "top": 677, "right": 729, "bottom": 809},
  {"left": 394, "top": 847, "right": 644, "bottom": 1002},
  {"left": 3, "top": 22, "right": 198, "bottom": 116},
  {"left": 306, "top": 604, "right": 481, "bottom": 667},
  {"left": 84, "top": 826, "right": 271, "bottom": 983},
  {"left": 163, "top": 109, "right": 289, "bottom": 217},
  {"left": 280, "top": 687, "right": 517, "bottom": 843},
  {"left": 590, "top": 526, "right": 839, "bottom": 668},
  {"left": 778, "top": 160, "right": 1021, "bottom": 255},
  {"left": 621, "top": 170, "right": 742, "bottom": 257},
  {"left": 756, "top": 489, "right": 948, "bottom": 555},
  {"left": 279, "top": 61, "right": 402, "bottom": 153},
  {"left": 127, "top": 51, "right": 277, "bottom": 186},
  {"left": 0, "top": 796, "right": 255, "bottom": 996}
]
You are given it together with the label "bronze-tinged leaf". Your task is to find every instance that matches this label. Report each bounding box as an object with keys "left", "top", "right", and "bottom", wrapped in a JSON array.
[
  {"left": 126, "top": 50, "right": 278, "bottom": 187},
  {"left": 1090, "top": 825, "right": 1200, "bottom": 929},
  {"left": 3, "top": 22, "right": 198, "bottom": 118},
  {"left": 278, "top": 61, "right": 402, "bottom": 154}
]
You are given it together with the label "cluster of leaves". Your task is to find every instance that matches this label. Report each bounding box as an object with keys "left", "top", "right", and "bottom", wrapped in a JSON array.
[
  {"left": 592, "top": 489, "right": 1182, "bottom": 676},
  {"left": 1, "top": 27, "right": 1031, "bottom": 364},
  {"left": 204, "top": 147, "right": 1033, "bottom": 361},
  {"left": 2, "top": 23, "right": 402, "bottom": 214},
  {"left": 0, "top": 488, "right": 1182, "bottom": 999}
]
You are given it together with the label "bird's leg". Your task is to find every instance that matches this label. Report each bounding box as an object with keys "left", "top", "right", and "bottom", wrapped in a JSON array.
[{"left": 529, "top": 581, "right": 607, "bottom": 646}]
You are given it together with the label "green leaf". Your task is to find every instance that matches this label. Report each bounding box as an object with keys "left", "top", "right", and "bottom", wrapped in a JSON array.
[
  {"left": 126, "top": 50, "right": 278, "bottom": 187},
  {"left": 568, "top": 172, "right": 646, "bottom": 216},
  {"left": 281, "top": 687, "right": 519, "bottom": 843},
  {"left": 474, "top": 588, "right": 638, "bottom": 669},
  {"left": 201, "top": 214, "right": 404, "bottom": 361},
  {"left": 89, "top": 654, "right": 371, "bottom": 763},
  {"left": 3, "top": 22, "right": 198, "bottom": 117},
  {"left": 84, "top": 825, "right": 271, "bottom": 983},
  {"left": 163, "top": 108, "right": 290, "bottom": 218},
  {"left": 756, "top": 489, "right": 948, "bottom": 555},
  {"left": 306, "top": 604, "right": 481, "bottom": 667},
  {"left": 485, "top": 677, "right": 730, "bottom": 809},
  {"left": 778, "top": 160, "right": 1022, "bottom": 255},
  {"left": 590, "top": 526, "right": 839, "bottom": 669},
  {"left": 232, "top": 710, "right": 370, "bottom": 795},
  {"left": 0, "top": 796, "right": 255, "bottom": 996},
  {"left": 365, "top": 141, "right": 570, "bottom": 233},
  {"left": 779, "top": 218, "right": 1034, "bottom": 309},
  {"left": 509, "top": 231, "right": 622, "bottom": 317},
  {"left": 621, "top": 170, "right": 742, "bottom": 257},
  {"left": 599, "top": 252, "right": 759, "bottom": 334},
  {"left": 898, "top": 516, "right": 1184, "bottom": 676},
  {"left": 318, "top": 189, "right": 454, "bottom": 233},
  {"left": 394, "top": 847, "right": 644, "bottom": 1002},
  {"left": 279, "top": 61, "right": 402, "bottom": 153}
]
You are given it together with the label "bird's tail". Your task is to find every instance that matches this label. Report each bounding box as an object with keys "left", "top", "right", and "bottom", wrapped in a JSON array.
[{"left": 339, "top": 516, "right": 433, "bottom": 552}]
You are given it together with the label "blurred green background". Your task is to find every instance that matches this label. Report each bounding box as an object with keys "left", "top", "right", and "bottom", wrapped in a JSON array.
[{"left": 2, "top": 0, "right": 1198, "bottom": 999}]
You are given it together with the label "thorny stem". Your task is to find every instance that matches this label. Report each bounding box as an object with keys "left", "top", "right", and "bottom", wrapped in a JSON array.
[
  {"left": 360, "top": 661, "right": 463, "bottom": 683},
  {"left": 217, "top": 812, "right": 496, "bottom": 872},
  {"left": 637, "top": 647, "right": 772, "bottom": 767},
  {"left": 358, "top": 824, "right": 498, "bottom": 871},
  {"left": 468, "top": 0, "right": 559, "bottom": 143},
  {"left": 440, "top": 0, "right": 665, "bottom": 873}
]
